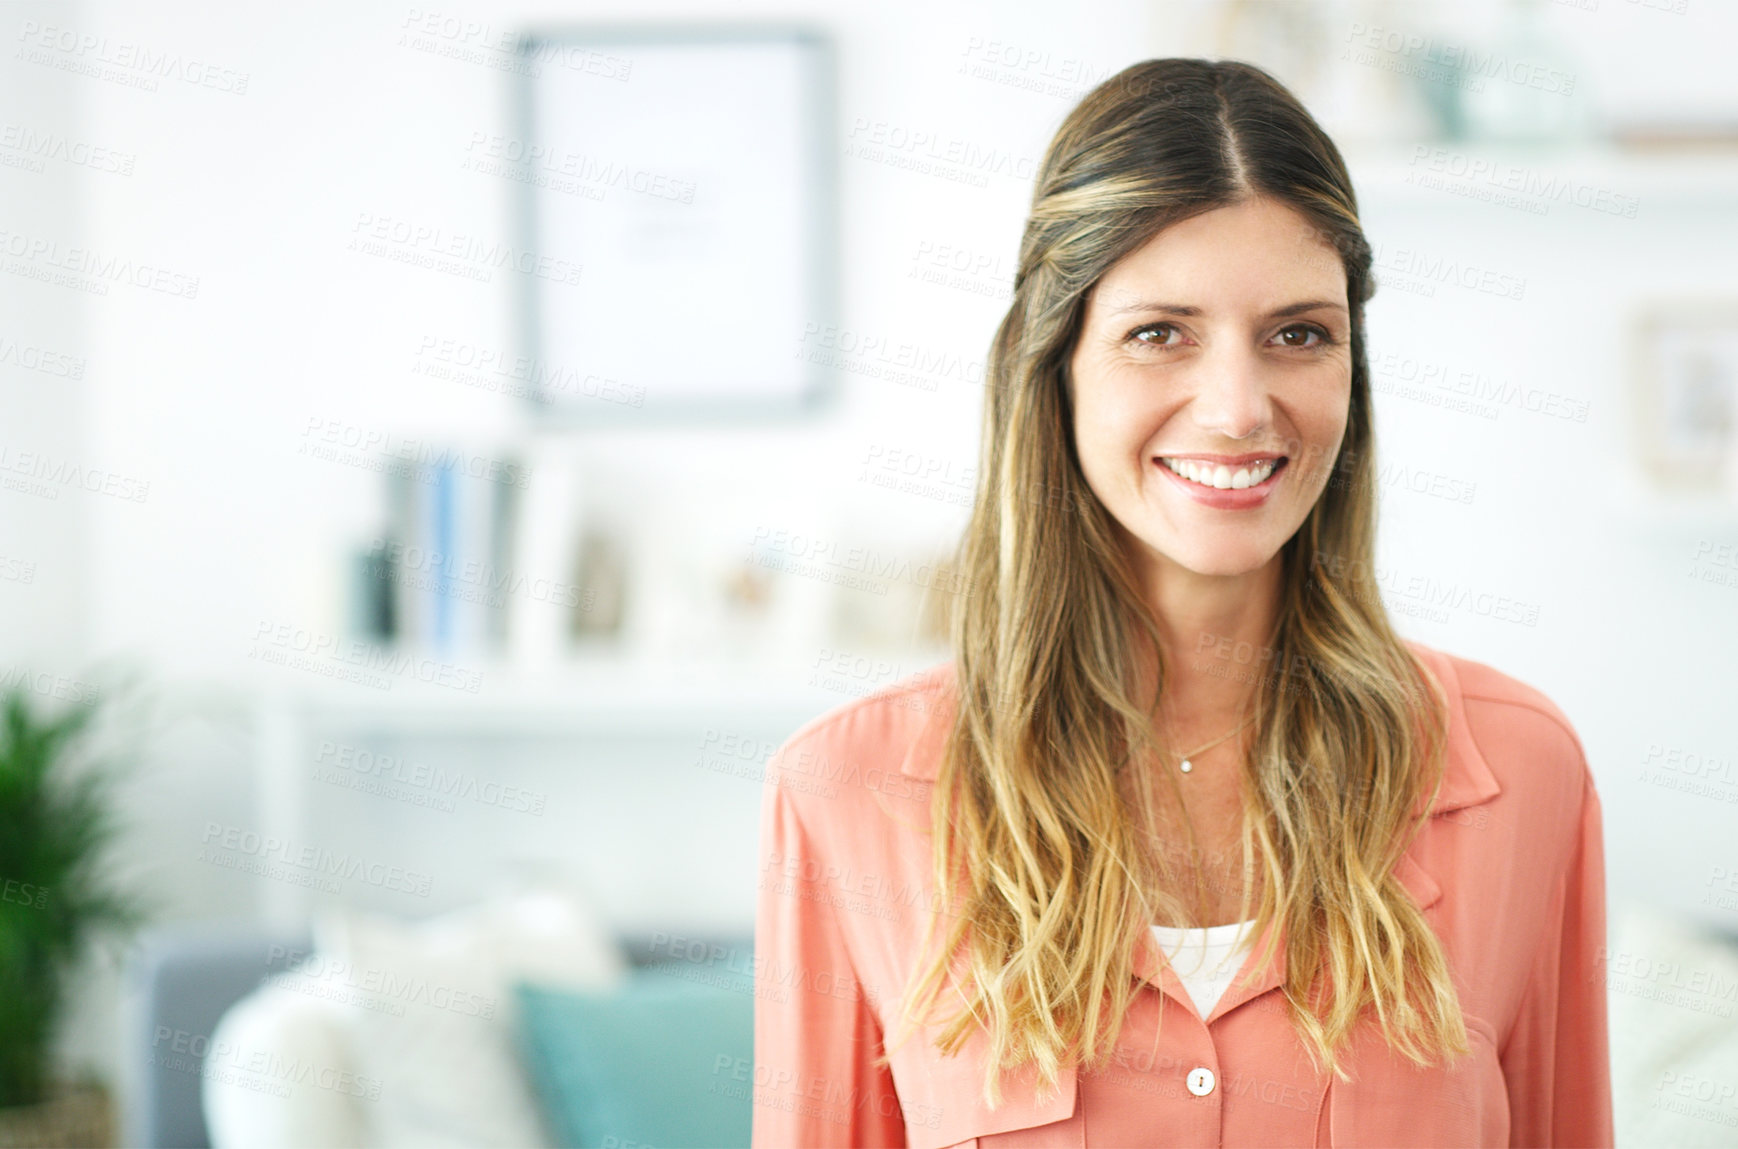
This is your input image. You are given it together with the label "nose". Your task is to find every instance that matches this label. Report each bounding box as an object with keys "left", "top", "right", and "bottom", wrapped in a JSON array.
[{"left": 1188, "top": 345, "right": 1272, "bottom": 441}]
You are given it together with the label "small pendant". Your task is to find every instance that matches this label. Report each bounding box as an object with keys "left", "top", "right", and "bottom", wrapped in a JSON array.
[{"left": 1180, "top": 759, "right": 1193, "bottom": 774}]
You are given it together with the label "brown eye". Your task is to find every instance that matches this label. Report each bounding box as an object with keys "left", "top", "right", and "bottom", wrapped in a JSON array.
[
  {"left": 1132, "top": 323, "right": 1180, "bottom": 346},
  {"left": 1276, "top": 324, "right": 1328, "bottom": 348}
]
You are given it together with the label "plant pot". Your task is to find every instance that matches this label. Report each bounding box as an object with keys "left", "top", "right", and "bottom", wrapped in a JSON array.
[{"left": 0, "top": 1080, "right": 113, "bottom": 1149}]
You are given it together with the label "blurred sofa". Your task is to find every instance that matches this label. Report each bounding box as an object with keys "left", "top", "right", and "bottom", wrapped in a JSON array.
[
  {"left": 125, "top": 899, "right": 754, "bottom": 1149},
  {"left": 128, "top": 923, "right": 313, "bottom": 1149}
]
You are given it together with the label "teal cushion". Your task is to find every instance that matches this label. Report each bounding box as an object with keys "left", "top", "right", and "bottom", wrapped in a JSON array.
[{"left": 515, "top": 961, "right": 755, "bottom": 1149}]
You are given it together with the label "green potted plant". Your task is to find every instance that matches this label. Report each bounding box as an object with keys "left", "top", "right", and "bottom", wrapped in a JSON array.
[{"left": 0, "top": 684, "right": 145, "bottom": 1148}]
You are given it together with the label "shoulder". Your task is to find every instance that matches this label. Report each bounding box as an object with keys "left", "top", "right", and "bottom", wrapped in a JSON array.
[
  {"left": 1453, "top": 653, "right": 1588, "bottom": 780},
  {"left": 762, "top": 659, "right": 954, "bottom": 823},
  {"left": 1410, "top": 640, "right": 1595, "bottom": 815},
  {"left": 780, "top": 659, "right": 954, "bottom": 753}
]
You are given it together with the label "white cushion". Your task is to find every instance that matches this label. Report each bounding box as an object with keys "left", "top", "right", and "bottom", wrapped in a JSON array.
[
  {"left": 309, "top": 885, "right": 628, "bottom": 1149},
  {"left": 201, "top": 971, "right": 371, "bottom": 1149}
]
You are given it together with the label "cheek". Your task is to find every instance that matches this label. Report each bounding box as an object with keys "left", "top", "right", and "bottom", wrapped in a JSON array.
[
  {"left": 1074, "top": 368, "right": 1154, "bottom": 450},
  {"left": 1278, "top": 374, "right": 1353, "bottom": 482},
  {"left": 1073, "top": 383, "right": 1157, "bottom": 493},
  {"left": 1305, "top": 400, "right": 1350, "bottom": 449},
  {"left": 1279, "top": 365, "right": 1352, "bottom": 432}
]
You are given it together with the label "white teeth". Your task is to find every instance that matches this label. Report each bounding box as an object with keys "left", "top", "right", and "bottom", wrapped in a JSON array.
[{"left": 1159, "top": 457, "right": 1277, "bottom": 490}]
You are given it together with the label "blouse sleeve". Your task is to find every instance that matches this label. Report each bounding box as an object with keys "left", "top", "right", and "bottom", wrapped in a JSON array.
[
  {"left": 1498, "top": 770, "right": 1614, "bottom": 1148},
  {"left": 752, "top": 761, "right": 908, "bottom": 1148}
]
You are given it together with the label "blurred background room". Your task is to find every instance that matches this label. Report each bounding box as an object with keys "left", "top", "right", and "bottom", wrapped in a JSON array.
[{"left": 2, "top": 0, "right": 1737, "bottom": 1145}]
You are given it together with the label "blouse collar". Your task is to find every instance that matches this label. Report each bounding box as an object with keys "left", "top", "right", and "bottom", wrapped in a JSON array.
[{"left": 893, "top": 640, "right": 1503, "bottom": 1013}]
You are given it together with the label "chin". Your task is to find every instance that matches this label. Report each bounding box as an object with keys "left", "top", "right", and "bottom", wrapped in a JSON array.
[{"left": 1155, "top": 537, "right": 1283, "bottom": 578}]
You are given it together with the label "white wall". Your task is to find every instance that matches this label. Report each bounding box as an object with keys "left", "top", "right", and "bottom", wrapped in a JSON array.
[{"left": 0, "top": 2, "right": 94, "bottom": 668}]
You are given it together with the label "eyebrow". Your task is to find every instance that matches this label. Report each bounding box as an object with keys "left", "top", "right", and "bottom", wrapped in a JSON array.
[{"left": 1104, "top": 299, "right": 1348, "bottom": 319}]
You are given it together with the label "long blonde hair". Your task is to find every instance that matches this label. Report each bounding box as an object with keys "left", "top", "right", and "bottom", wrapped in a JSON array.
[{"left": 892, "top": 58, "right": 1466, "bottom": 1107}]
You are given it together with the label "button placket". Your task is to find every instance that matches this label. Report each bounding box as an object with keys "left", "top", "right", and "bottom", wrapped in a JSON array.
[{"left": 1152, "top": 977, "right": 1223, "bottom": 1108}]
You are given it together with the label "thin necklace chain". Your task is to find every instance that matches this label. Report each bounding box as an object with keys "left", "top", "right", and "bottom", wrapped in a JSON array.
[{"left": 1163, "top": 713, "right": 1255, "bottom": 774}]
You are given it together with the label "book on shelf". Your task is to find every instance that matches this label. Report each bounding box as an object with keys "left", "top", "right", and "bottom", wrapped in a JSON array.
[{"left": 352, "top": 449, "right": 520, "bottom": 660}]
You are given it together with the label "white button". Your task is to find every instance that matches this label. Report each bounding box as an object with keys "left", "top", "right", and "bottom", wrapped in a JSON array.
[{"left": 1186, "top": 1066, "right": 1216, "bottom": 1096}]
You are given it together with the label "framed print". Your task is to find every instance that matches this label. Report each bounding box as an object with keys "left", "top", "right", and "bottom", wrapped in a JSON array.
[
  {"left": 512, "top": 25, "right": 837, "bottom": 423},
  {"left": 1631, "top": 301, "right": 1738, "bottom": 493}
]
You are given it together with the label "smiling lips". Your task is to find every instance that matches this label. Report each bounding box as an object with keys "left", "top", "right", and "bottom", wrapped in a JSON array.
[{"left": 1157, "top": 454, "right": 1287, "bottom": 491}]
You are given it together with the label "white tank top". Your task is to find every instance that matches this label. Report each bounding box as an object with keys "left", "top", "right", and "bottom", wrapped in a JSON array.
[{"left": 1149, "top": 918, "right": 1257, "bottom": 1020}]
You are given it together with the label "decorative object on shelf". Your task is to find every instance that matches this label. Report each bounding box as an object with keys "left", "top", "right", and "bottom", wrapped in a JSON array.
[
  {"left": 569, "top": 524, "right": 630, "bottom": 641},
  {"left": 1439, "top": 0, "right": 1592, "bottom": 146},
  {"left": 1212, "top": 0, "right": 1437, "bottom": 147},
  {"left": 827, "top": 539, "right": 963, "bottom": 656},
  {"left": 1608, "top": 120, "right": 1738, "bottom": 152},
  {"left": 0, "top": 684, "right": 146, "bottom": 1147},
  {"left": 348, "top": 541, "right": 396, "bottom": 642},
  {"left": 1629, "top": 300, "right": 1738, "bottom": 496},
  {"left": 507, "top": 444, "right": 586, "bottom": 670}
]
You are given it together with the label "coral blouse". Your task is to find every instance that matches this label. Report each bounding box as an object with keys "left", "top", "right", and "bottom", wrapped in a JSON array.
[{"left": 751, "top": 641, "right": 1613, "bottom": 1147}]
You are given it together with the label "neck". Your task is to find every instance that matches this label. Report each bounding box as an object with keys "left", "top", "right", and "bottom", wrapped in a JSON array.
[{"left": 1130, "top": 538, "right": 1284, "bottom": 736}]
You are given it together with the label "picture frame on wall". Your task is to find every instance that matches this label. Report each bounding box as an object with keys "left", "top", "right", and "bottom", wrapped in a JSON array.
[
  {"left": 1630, "top": 301, "right": 1738, "bottom": 496},
  {"left": 511, "top": 25, "right": 838, "bottom": 424}
]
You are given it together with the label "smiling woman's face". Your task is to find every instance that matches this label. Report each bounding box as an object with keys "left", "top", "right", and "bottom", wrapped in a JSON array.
[{"left": 1068, "top": 195, "right": 1354, "bottom": 580}]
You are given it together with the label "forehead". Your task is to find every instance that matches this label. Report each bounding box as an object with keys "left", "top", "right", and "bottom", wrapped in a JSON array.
[{"left": 1089, "top": 196, "right": 1347, "bottom": 315}]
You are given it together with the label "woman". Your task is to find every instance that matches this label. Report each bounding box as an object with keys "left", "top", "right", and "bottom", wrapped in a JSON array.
[{"left": 753, "top": 58, "right": 1610, "bottom": 1148}]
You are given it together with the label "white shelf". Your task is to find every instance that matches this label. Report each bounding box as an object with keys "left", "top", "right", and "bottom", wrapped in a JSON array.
[
  {"left": 270, "top": 665, "right": 848, "bottom": 736},
  {"left": 174, "top": 649, "right": 949, "bottom": 736},
  {"left": 1345, "top": 141, "right": 1738, "bottom": 210}
]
